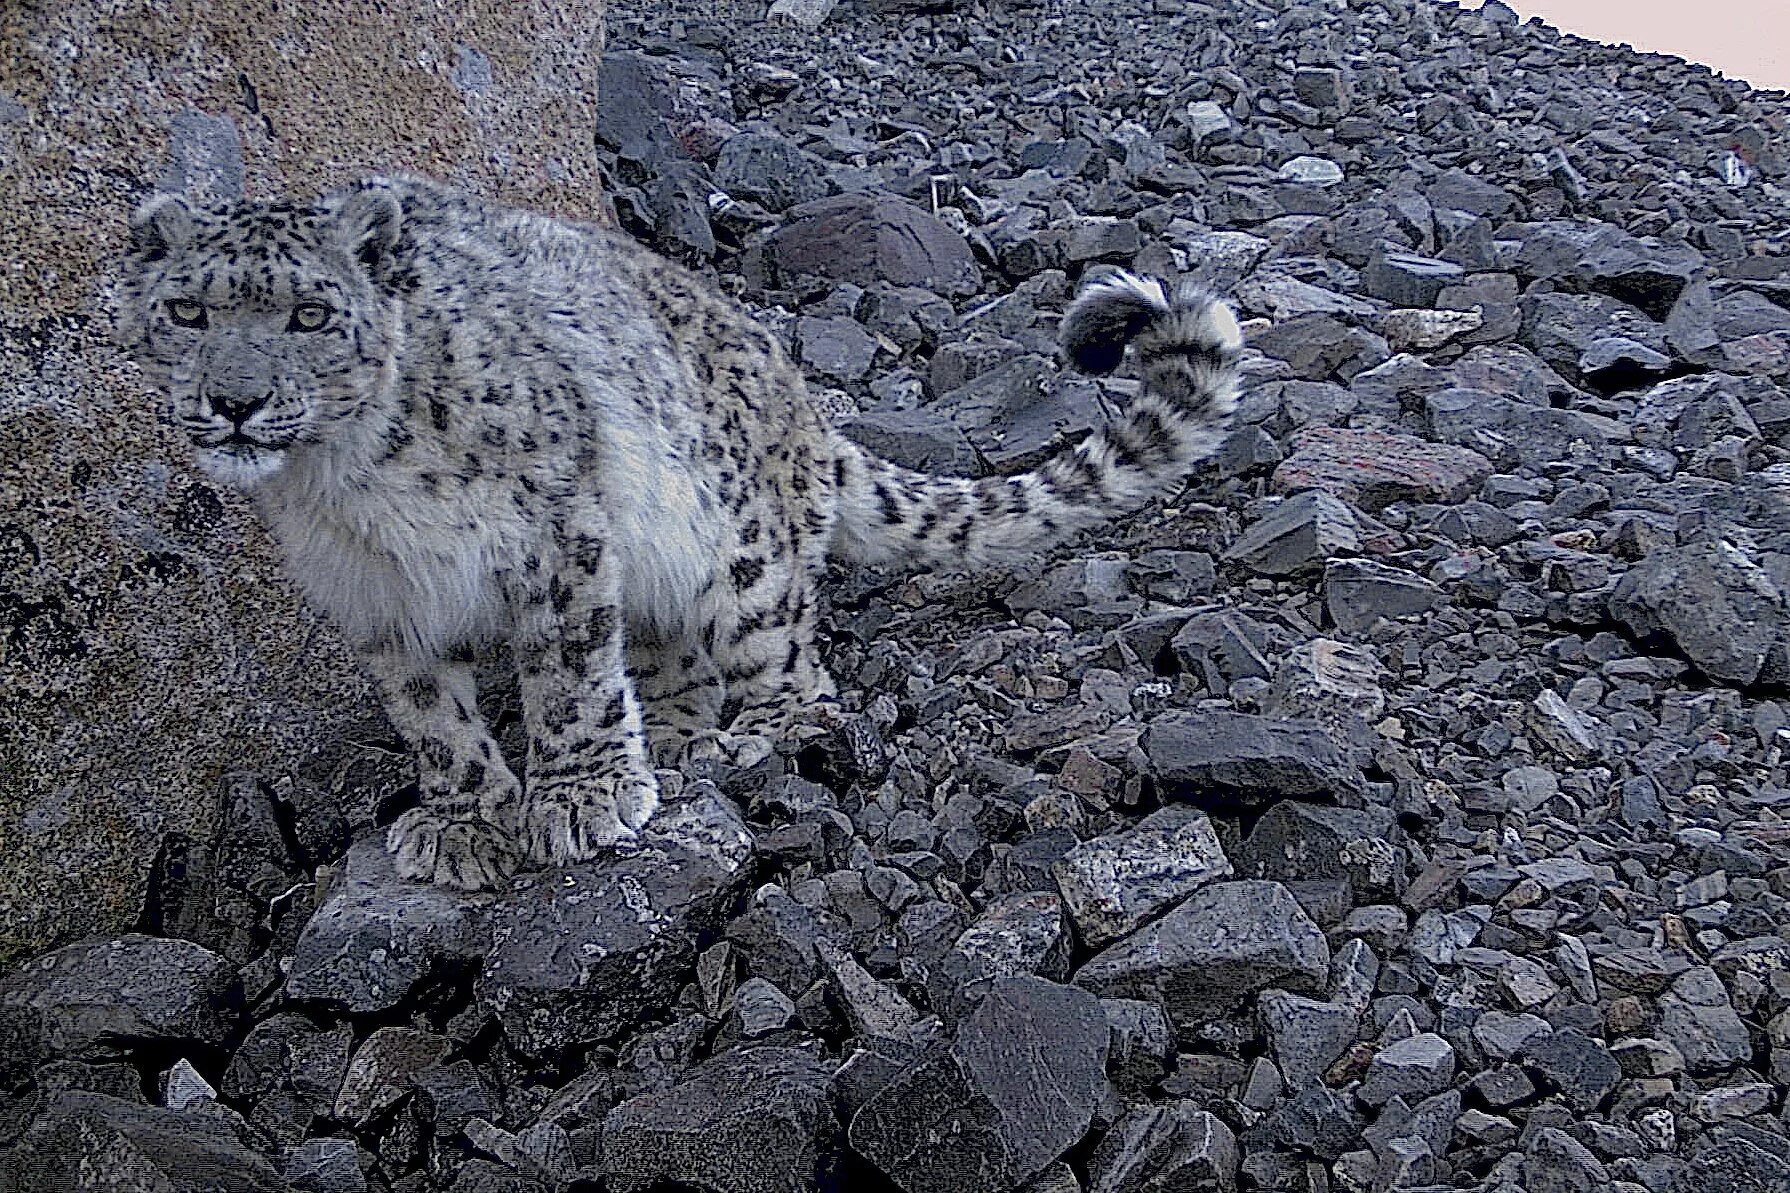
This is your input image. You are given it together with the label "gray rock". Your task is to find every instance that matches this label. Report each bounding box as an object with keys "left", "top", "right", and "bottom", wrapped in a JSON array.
[
  {"left": 1360, "top": 251, "right": 1465, "bottom": 308},
  {"left": 1357, "top": 1033, "right": 1456, "bottom": 1105},
  {"left": 1264, "top": 1086, "right": 1363, "bottom": 1161},
  {"left": 1051, "top": 807, "right": 1232, "bottom": 947},
  {"left": 286, "top": 1137, "right": 369, "bottom": 1193},
  {"left": 1273, "top": 426, "right": 1493, "bottom": 511},
  {"left": 0, "top": 1091, "right": 285, "bottom": 1192},
  {"left": 715, "top": 131, "right": 831, "bottom": 213},
  {"left": 1259, "top": 991, "right": 1359, "bottom": 1090},
  {"left": 1657, "top": 965, "right": 1754, "bottom": 1074},
  {"left": 0, "top": 935, "right": 236, "bottom": 1085},
  {"left": 850, "top": 976, "right": 1109, "bottom": 1193},
  {"left": 1609, "top": 540, "right": 1790, "bottom": 687},
  {"left": 1235, "top": 803, "right": 1398, "bottom": 901},
  {"left": 837, "top": 410, "right": 980, "bottom": 475},
  {"left": 221, "top": 1012, "right": 353, "bottom": 1104},
  {"left": 1521, "top": 1028, "right": 1621, "bottom": 1111},
  {"left": 1101, "top": 999, "right": 1175, "bottom": 1096},
  {"left": 604, "top": 1046, "right": 838, "bottom": 1193},
  {"left": 735, "top": 977, "right": 799, "bottom": 1039},
  {"left": 795, "top": 315, "right": 879, "bottom": 382},
  {"left": 1087, "top": 1101, "right": 1239, "bottom": 1193},
  {"left": 1074, "top": 881, "right": 1330, "bottom": 1028},
  {"left": 333, "top": 1026, "right": 452, "bottom": 1127},
  {"left": 1524, "top": 1125, "right": 1610, "bottom": 1193},
  {"left": 1324, "top": 559, "right": 1443, "bottom": 634},
  {"left": 927, "top": 891, "right": 1070, "bottom": 1025},
  {"left": 1225, "top": 491, "right": 1362, "bottom": 577},
  {"left": 934, "top": 358, "right": 1105, "bottom": 472},
  {"left": 159, "top": 1058, "right": 216, "bottom": 1112},
  {"left": 286, "top": 835, "right": 495, "bottom": 1015},
  {"left": 773, "top": 193, "right": 981, "bottom": 296},
  {"left": 1142, "top": 711, "right": 1363, "bottom": 810},
  {"left": 477, "top": 782, "right": 754, "bottom": 1057},
  {"left": 1675, "top": 1124, "right": 1790, "bottom": 1193}
]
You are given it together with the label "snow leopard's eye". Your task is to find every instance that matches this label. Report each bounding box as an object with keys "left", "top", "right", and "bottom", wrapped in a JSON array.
[
  {"left": 288, "top": 302, "right": 331, "bottom": 333},
  {"left": 167, "top": 299, "right": 206, "bottom": 328}
]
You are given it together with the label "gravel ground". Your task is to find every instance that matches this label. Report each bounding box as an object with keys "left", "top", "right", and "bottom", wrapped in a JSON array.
[{"left": 4, "top": 1, "right": 1790, "bottom": 1191}]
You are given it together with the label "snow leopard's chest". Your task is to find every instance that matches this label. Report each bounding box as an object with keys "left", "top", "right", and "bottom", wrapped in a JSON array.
[{"left": 265, "top": 473, "right": 530, "bottom": 659}]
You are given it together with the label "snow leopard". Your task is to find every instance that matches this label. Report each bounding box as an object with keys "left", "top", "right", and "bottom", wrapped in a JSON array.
[{"left": 117, "top": 174, "right": 1243, "bottom": 890}]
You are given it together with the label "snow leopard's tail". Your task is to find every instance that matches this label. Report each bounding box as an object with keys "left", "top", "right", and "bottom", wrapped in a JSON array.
[{"left": 828, "top": 271, "right": 1243, "bottom": 571}]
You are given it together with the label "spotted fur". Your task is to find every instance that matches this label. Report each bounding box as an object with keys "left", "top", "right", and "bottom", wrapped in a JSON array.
[{"left": 119, "top": 175, "right": 1240, "bottom": 890}]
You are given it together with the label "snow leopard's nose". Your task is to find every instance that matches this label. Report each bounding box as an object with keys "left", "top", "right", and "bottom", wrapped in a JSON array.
[
  {"left": 200, "top": 336, "right": 275, "bottom": 422},
  {"left": 207, "top": 387, "right": 272, "bottom": 422}
]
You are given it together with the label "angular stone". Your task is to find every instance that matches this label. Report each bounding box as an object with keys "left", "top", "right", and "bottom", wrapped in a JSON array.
[
  {"left": 1087, "top": 1101, "right": 1239, "bottom": 1193},
  {"left": 1235, "top": 803, "right": 1397, "bottom": 900},
  {"left": 1658, "top": 966, "right": 1754, "bottom": 1074},
  {"left": 773, "top": 193, "right": 981, "bottom": 296},
  {"left": 0, "top": 935, "right": 236, "bottom": 1085},
  {"left": 837, "top": 409, "right": 980, "bottom": 475},
  {"left": 1609, "top": 540, "right": 1790, "bottom": 687},
  {"left": 286, "top": 836, "right": 495, "bottom": 1015},
  {"left": 1521, "top": 1028, "right": 1621, "bottom": 1112},
  {"left": 0, "top": 1091, "right": 285, "bottom": 1192},
  {"left": 927, "top": 891, "right": 1070, "bottom": 1025},
  {"left": 604, "top": 1046, "right": 838, "bottom": 1193},
  {"left": 1524, "top": 1125, "right": 1609, "bottom": 1193},
  {"left": 477, "top": 783, "right": 754, "bottom": 1057},
  {"left": 1259, "top": 991, "right": 1359, "bottom": 1090},
  {"left": 795, "top": 315, "right": 879, "bottom": 382},
  {"left": 1357, "top": 1033, "right": 1456, "bottom": 1105},
  {"left": 1677, "top": 1123, "right": 1790, "bottom": 1193},
  {"left": 1273, "top": 427, "right": 1492, "bottom": 512},
  {"left": 332, "top": 1027, "right": 451, "bottom": 1127},
  {"left": 1225, "top": 491, "right": 1363, "bottom": 577},
  {"left": 850, "top": 976, "right": 1109, "bottom": 1193},
  {"left": 1143, "top": 711, "right": 1363, "bottom": 810},
  {"left": 1324, "top": 559, "right": 1443, "bottom": 634},
  {"left": 1075, "top": 881, "right": 1329, "bottom": 1027},
  {"left": 1052, "top": 807, "right": 1232, "bottom": 948},
  {"left": 286, "top": 1137, "right": 369, "bottom": 1193},
  {"left": 1360, "top": 251, "right": 1465, "bottom": 308},
  {"left": 714, "top": 131, "right": 831, "bottom": 213}
]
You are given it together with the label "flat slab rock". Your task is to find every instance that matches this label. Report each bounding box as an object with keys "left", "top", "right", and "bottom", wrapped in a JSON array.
[
  {"left": 477, "top": 783, "right": 756, "bottom": 1058},
  {"left": 1142, "top": 710, "right": 1365, "bottom": 810},
  {"left": 0, "top": 934, "right": 237, "bottom": 1085},
  {"left": 604, "top": 1045, "right": 839, "bottom": 1193},
  {"left": 1051, "top": 806, "right": 1233, "bottom": 948},
  {"left": 1272, "top": 426, "right": 1492, "bottom": 511},
  {"left": 849, "top": 975, "right": 1110, "bottom": 1193},
  {"left": 288, "top": 781, "right": 753, "bottom": 1056},
  {"left": 0, "top": 1091, "right": 286, "bottom": 1192},
  {"left": 1074, "top": 880, "right": 1330, "bottom": 1029}
]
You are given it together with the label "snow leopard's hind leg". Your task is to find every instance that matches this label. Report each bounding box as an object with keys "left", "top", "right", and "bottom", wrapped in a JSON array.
[
  {"left": 370, "top": 651, "right": 525, "bottom": 891},
  {"left": 702, "top": 541, "right": 841, "bottom": 769},
  {"left": 511, "top": 513, "right": 659, "bottom": 866},
  {"left": 631, "top": 636, "right": 727, "bottom": 768}
]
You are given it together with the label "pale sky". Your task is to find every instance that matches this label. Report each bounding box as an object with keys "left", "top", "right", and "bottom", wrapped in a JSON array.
[{"left": 1461, "top": 0, "right": 1790, "bottom": 93}]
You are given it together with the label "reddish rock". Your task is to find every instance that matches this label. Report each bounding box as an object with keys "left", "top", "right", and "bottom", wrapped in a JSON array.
[{"left": 1272, "top": 426, "right": 1493, "bottom": 511}]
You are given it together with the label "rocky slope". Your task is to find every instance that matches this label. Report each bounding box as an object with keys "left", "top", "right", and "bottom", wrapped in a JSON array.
[{"left": 5, "top": 0, "right": 1790, "bottom": 1191}]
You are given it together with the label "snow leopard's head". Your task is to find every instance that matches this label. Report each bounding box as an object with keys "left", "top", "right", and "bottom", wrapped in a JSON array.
[{"left": 118, "top": 180, "right": 405, "bottom": 488}]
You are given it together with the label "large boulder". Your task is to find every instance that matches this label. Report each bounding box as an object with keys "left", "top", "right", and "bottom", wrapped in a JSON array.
[{"left": 0, "top": 1, "right": 608, "bottom": 969}]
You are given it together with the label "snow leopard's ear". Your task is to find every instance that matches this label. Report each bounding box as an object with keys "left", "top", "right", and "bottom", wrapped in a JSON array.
[
  {"left": 325, "top": 180, "right": 403, "bottom": 272},
  {"left": 129, "top": 193, "right": 194, "bottom": 261}
]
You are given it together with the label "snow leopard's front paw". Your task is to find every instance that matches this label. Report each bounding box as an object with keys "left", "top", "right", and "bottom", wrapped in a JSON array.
[
  {"left": 682, "top": 728, "right": 775, "bottom": 770},
  {"left": 387, "top": 807, "right": 521, "bottom": 890},
  {"left": 521, "top": 770, "right": 660, "bottom": 867}
]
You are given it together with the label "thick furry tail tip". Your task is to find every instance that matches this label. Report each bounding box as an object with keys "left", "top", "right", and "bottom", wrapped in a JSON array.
[{"left": 1060, "top": 270, "right": 1242, "bottom": 375}]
